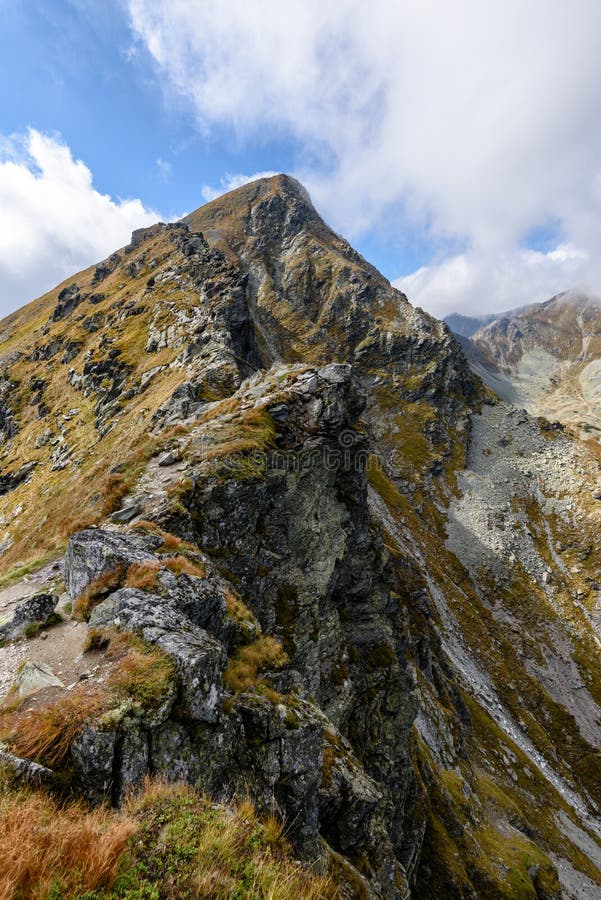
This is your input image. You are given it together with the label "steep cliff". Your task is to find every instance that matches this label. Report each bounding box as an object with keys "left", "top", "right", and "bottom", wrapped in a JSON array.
[{"left": 0, "top": 176, "right": 600, "bottom": 898}]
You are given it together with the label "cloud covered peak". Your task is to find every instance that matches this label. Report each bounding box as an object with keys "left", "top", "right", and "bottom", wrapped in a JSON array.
[{"left": 128, "top": 0, "right": 601, "bottom": 315}]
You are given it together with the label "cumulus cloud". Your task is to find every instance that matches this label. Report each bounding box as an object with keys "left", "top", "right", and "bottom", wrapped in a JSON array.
[
  {"left": 396, "top": 245, "right": 591, "bottom": 318},
  {"left": 128, "top": 0, "right": 601, "bottom": 315},
  {"left": 0, "top": 129, "right": 158, "bottom": 316},
  {"left": 201, "top": 170, "right": 279, "bottom": 203}
]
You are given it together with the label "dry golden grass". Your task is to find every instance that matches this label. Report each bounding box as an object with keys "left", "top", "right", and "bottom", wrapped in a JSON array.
[
  {"left": 164, "top": 555, "right": 206, "bottom": 578},
  {"left": 159, "top": 530, "right": 184, "bottom": 550},
  {"left": 0, "top": 634, "right": 174, "bottom": 767},
  {"left": 108, "top": 642, "right": 175, "bottom": 709},
  {"left": 73, "top": 564, "right": 126, "bottom": 621},
  {"left": 224, "top": 589, "right": 255, "bottom": 625},
  {"left": 0, "top": 686, "right": 108, "bottom": 768},
  {"left": 0, "top": 788, "right": 135, "bottom": 900},
  {"left": 124, "top": 559, "right": 163, "bottom": 591},
  {"left": 224, "top": 636, "right": 288, "bottom": 693},
  {"left": 0, "top": 777, "right": 335, "bottom": 899}
]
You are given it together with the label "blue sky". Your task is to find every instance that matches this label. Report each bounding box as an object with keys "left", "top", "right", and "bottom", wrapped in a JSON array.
[{"left": 1, "top": 0, "right": 600, "bottom": 318}]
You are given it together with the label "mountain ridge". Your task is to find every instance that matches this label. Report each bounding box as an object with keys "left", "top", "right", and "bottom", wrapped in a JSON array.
[{"left": 0, "top": 176, "right": 600, "bottom": 898}]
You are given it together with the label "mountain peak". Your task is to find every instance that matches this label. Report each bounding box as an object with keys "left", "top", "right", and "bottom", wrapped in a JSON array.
[{"left": 182, "top": 173, "right": 317, "bottom": 240}]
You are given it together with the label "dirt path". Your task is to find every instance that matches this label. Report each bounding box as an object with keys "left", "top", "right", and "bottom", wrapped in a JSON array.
[{"left": 0, "top": 560, "right": 91, "bottom": 703}]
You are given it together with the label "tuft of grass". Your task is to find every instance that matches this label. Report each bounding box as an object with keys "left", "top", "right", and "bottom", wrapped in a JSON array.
[
  {"left": 159, "top": 531, "right": 184, "bottom": 551},
  {"left": 163, "top": 555, "right": 206, "bottom": 578},
  {"left": 224, "top": 636, "right": 288, "bottom": 693},
  {"left": 116, "top": 780, "right": 334, "bottom": 900},
  {"left": 124, "top": 560, "right": 163, "bottom": 592},
  {"left": 108, "top": 639, "right": 175, "bottom": 709},
  {"left": 73, "top": 565, "right": 126, "bottom": 621},
  {"left": 0, "top": 687, "right": 108, "bottom": 768},
  {"left": 0, "top": 552, "right": 60, "bottom": 589},
  {"left": 83, "top": 627, "right": 112, "bottom": 653},
  {"left": 0, "top": 634, "right": 175, "bottom": 767},
  {"left": 0, "top": 785, "right": 136, "bottom": 900},
  {"left": 224, "top": 590, "right": 255, "bottom": 625}
]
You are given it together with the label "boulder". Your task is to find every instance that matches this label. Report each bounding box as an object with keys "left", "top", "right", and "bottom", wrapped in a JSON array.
[
  {"left": 64, "top": 528, "right": 161, "bottom": 600},
  {"left": 0, "top": 750, "right": 58, "bottom": 790},
  {"left": 0, "top": 592, "right": 57, "bottom": 641},
  {"left": 90, "top": 588, "right": 227, "bottom": 723},
  {"left": 14, "top": 661, "right": 64, "bottom": 698}
]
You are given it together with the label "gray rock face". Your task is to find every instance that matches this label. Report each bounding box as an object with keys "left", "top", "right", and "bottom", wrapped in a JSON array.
[
  {"left": 64, "top": 528, "right": 161, "bottom": 600},
  {"left": 0, "top": 750, "right": 58, "bottom": 790},
  {"left": 0, "top": 592, "right": 57, "bottom": 641},
  {"left": 71, "top": 727, "right": 117, "bottom": 805},
  {"left": 90, "top": 588, "right": 227, "bottom": 722},
  {"left": 0, "top": 460, "right": 37, "bottom": 496},
  {"left": 51, "top": 283, "right": 82, "bottom": 321},
  {"left": 15, "top": 661, "right": 64, "bottom": 697}
]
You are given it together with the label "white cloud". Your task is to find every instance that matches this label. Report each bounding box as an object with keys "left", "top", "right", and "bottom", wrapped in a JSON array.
[
  {"left": 395, "top": 245, "right": 591, "bottom": 318},
  {"left": 0, "top": 129, "right": 158, "bottom": 316},
  {"left": 156, "top": 157, "right": 172, "bottom": 181},
  {"left": 128, "top": 0, "right": 601, "bottom": 315},
  {"left": 200, "top": 170, "right": 279, "bottom": 203}
]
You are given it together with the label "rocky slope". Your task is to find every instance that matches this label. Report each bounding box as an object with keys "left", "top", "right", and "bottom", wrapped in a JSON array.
[
  {"left": 0, "top": 176, "right": 600, "bottom": 898},
  {"left": 460, "top": 293, "right": 601, "bottom": 440}
]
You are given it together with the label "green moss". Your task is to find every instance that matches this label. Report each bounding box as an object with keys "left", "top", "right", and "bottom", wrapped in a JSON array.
[{"left": 365, "top": 643, "right": 396, "bottom": 669}]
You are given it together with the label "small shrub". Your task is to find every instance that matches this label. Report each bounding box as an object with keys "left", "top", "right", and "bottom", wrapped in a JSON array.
[{"left": 224, "top": 636, "right": 288, "bottom": 693}]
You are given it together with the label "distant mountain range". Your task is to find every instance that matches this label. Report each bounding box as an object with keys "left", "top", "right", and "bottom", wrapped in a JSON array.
[{"left": 446, "top": 292, "right": 601, "bottom": 438}]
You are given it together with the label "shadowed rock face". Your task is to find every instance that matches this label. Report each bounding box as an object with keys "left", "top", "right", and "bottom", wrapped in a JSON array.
[{"left": 1, "top": 177, "right": 601, "bottom": 898}]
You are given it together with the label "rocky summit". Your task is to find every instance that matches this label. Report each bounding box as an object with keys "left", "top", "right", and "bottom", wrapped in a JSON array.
[{"left": 1, "top": 175, "right": 601, "bottom": 898}]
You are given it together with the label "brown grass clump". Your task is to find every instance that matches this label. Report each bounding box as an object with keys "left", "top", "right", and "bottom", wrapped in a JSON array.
[
  {"left": 0, "top": 686, "right": 108, "bottom": 768},
  {"left": 224, "top": 636, "right": 288, "bottom": 693},
  {"left": 224, "top": 590, "right": 255, "bottom": 625},
  {"left": 0, "top": 788, "right": 136, "bottom": 900},
  {"left": 0, "top": 634, "right": 175, "bottom": 767},
  {"left": 128, "top": 518, "right": 161, "bottom": 534},
  {"left": 108, "top": 641, "right": 175, "bottom": 709},
  {"left": 124, "top": 560, "right": 163, "bottom": 591},
  {"left": 164, "top": 555, "right": 206, "bottom": 578},
  {"left": 73, "top": 564, "right": 126, "bottom": 621},
  {"left": 83, "top": 627, "right": 112, "bottom": 653},
  {"left": 0, "top": 777, "right": 336, "bottom": 899},
  {"left": 160, "top": 531, "right": 184, "bottom": 550}
]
